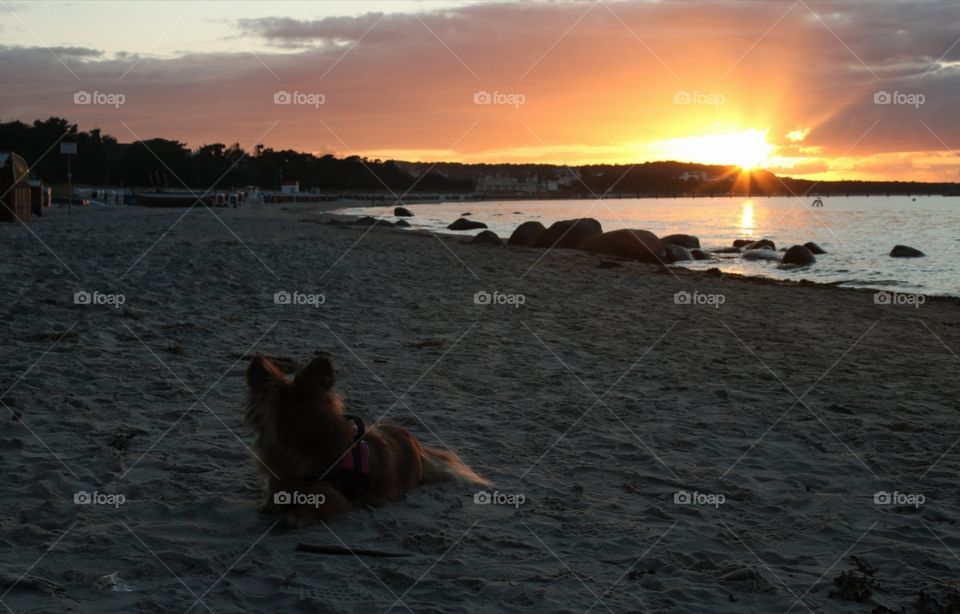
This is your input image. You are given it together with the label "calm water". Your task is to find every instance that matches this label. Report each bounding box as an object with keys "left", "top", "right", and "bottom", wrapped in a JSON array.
[{"left": 337, "top": 196, "right": 960, "bottom": 296}]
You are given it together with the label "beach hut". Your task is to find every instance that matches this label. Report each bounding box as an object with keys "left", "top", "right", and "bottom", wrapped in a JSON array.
[
  {"left": 28, "top": 179, "right": 50, "bottom": 217},
  {"left": 0, "top": 152, "right": 31, "bottom": 223}
]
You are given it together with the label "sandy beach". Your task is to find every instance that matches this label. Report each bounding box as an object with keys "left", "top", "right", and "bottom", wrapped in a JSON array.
[{"left": 2, "top": 202, "right": 959, "bottom": 613}]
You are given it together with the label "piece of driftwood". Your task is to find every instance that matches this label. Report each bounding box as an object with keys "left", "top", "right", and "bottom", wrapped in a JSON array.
[
  {"left": 0, "top": 573, "right": 65, "bottom": 592},
  {"left": 295, "top": 543, "right": 410, "bottom": 558}
]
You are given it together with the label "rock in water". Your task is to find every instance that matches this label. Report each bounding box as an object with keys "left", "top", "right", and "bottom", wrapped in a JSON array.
[
  {"left": 803, "top": 241, "right": 826, "bottom": 254},
  {"left": 394, "top": 206, "right": 414, "bottom": 217},
  {"left": 577, "top": 229, "right": 665, "bottom": 263},
  {"left": 890, "top": 245, "right": 925, "bottom": 258},
  {"left": 781, "top": 245, "right": 817, "bottom": 266},
  {"left": 733, "top": 239, "right": 756, "bottom": 248},
  {"left": 661, "top": 234, "right": 701, "bottom": 249},
  {"left": 471, "top": 230, "right": 502, "bottom": 245},
  {"left": 448, "top": 217, "right": 488, "bottom": 231},
  {"left": 508, "top": 221, "right": 546, "bottom": 246},
  {"left": 395, "top": 219, "right": 410, "bottom": 228},
  {"left": 746, "top": 239, "right": 776, "bottom": 251},
  {"left": 663, "top": 243, "right": 692, "bottom": 262},
  {"left": 741, "top": 249, "right": 781, "bottom": 261},
  {"left": 534, "top": 218, "right": 603, "bottom": 249},
  {"left": 690, "top": 249, "right": 717, "bottom": 260},
  {"left": 353, "top": 216, "right": 393, "bottom": 227}
]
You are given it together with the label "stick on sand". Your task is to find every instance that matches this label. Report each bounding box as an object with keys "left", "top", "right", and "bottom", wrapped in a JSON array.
[{"left": 295, "top": 543, "right": 411, "bottom": 557}]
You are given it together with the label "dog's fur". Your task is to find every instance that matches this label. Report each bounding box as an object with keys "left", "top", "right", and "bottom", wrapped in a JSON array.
[{"left": 244, "top": 354, "right": 492, "bottom": 527}]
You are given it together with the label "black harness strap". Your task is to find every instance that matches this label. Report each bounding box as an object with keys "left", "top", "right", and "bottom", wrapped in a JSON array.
[
  {"left": 343, "top": 414, "right": 365, "bottom": 441},
  {"left": 329, "top": 414, "right": 372, "bottom": 497}
]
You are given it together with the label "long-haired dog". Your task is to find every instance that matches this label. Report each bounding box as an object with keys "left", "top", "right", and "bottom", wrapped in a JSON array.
[{"left": 244, "top": 354, "right": 492, "bottom": 527}]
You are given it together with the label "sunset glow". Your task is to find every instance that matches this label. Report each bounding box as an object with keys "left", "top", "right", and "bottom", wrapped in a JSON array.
[
  {"left": 0, "top": 1, "right": 958, "bottom": 181},
  {"left": 655, "top": 130, "right": 776, "bottom": 170}
]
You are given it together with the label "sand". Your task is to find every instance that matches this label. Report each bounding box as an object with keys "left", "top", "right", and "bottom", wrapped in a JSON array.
[{"left": 1, "top": 202, "right": 959, "bottom": 613}]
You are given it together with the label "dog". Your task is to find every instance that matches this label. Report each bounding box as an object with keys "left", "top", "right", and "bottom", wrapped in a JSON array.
[{"left": 244, "top": 354, "right": 492, "bottom": 527}]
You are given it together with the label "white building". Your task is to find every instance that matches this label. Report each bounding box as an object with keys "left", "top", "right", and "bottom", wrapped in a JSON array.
[{"left": 678, "top": 171, "right": 710, "bottom": 182}]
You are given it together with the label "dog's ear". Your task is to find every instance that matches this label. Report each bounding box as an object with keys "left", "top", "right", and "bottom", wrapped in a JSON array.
[
  {"left": 246, "top": 354, "right": 286, "bottom": 390},
  {"left": 295, "top": 355, "right": 336, "bottom": 391}
]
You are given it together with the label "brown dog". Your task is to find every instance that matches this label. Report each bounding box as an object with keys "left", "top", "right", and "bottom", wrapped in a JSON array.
[{"left": 244, "top": 354, "right": 492, "bottom": 527}]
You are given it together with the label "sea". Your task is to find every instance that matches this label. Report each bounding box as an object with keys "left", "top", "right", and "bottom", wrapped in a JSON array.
[{"left": 336, "top": 195, "right": 960, "bottom": 297}]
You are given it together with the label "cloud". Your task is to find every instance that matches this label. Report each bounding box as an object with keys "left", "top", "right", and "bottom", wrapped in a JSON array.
[
  {"left": 0, "top": 1, "right": 958, "bottom": 180},
  {"left": 237, "top": 14, "right": 385, "bottom": 46}
]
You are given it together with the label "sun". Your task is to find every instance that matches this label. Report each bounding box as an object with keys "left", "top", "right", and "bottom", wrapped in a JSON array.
[
  {"left": 655, "top": 129, "right": 775, "bottom": 170},
  {"left": 724, "top": 129, "right": 774, "bottom": 169}
]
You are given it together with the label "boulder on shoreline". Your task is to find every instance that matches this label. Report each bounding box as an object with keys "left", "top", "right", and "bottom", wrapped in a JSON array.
[
  {"left": 448, "top": 217, "right": 488, "bottom": 231},
  {"left": 804, "top": 241, "right": 826, "bottom": 254},
  {"left": 691, "top": 249, "right": 717, "bottom": 260},
  {"left": 746, "top": 239, "right": 776, "bottom": 251},
  {"left": 733, "top": 239, "right": 755, "bottom": 248},
  {"left": 741, "top": 248, "right": 781, "bottom": 261},
  {"left": 661, "top": 234, "right": 701, "bottom": 249},
  {"left": 394, "top": 206, "right": 414, "bottom": 217},
  {"left": 353, "top": 216, "right": 394, "bottom": 227},
  {"left": 508, "top": 221, "right": 546, "bottom": 246},
  {"left": 781, "top": 244, "right": 817, "bottom": 266},
  {"left": 471, "top": 230, "right": 502, "bottom": 245},
  {"left": 663, "top": 243, "right": 692, "bottom": 262},
  {"left": 890, "top": 245, "right": 925, "bottom": 258},
  {"left": 395, "top": 219, "right": 410, "bottom": 228},
  {"left": 534, "top": 218, "right": 602, "bottom": 249},
  {"left": 577, "top": 229, "right": 665, "bottom": 263}
]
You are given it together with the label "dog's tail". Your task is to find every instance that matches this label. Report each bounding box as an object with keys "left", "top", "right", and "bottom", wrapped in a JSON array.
[{"left": 421, "top": 447, "right": 493, "bottom": 487}]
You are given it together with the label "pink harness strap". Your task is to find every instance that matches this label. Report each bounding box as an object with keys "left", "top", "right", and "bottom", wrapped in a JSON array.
[{"left": 338, "top": 441, "right": 371, "bottom": 475}]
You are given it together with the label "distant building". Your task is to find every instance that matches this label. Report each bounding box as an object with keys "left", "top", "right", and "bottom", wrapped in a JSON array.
[
  {"left": 476, "top": 174, "right": 560, "bottom": 194},
  {"left": 678, "top": 171, "right": 710, "bottom": 182},
  {"left": 280, "top": 181, "right": 300, "bottom": 194}
]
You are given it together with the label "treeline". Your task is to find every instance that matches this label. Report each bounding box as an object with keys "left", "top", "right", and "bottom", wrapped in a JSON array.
[
  {"left": 0, "top": 117, "right": 472, "bottom": 192},
  {"left": 578, "top": 162, "right": 739, "bottom": 195},
  {"left": 2, "top": 117, "right": 957, "bottom": 196}
]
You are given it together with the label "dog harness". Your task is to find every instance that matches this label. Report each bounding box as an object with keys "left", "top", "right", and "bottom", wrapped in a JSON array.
[{"left": 330, "top": 415, "right": 372, "bottom": 496}]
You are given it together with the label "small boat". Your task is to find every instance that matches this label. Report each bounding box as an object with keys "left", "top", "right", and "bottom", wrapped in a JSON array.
[
  {"left": 133, "top": 190, "right": 215, "bottom": 208},
  {"left": 811, "top": 197, "right": 824, "bottom": 207}
]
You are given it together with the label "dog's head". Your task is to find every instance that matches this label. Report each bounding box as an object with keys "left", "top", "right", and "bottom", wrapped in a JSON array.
[{"left": 243, "top": 354, "right": 342, "bottom": 447}]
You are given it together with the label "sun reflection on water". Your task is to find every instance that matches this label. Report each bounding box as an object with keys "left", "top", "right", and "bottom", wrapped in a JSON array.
[{"left": 740, "top": 200, "right": 755, "bottom": 234}]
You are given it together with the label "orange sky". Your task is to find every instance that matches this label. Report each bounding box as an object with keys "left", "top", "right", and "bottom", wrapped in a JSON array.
[{"left": 2, "top": 1, "right": 959, "bottom": 181}]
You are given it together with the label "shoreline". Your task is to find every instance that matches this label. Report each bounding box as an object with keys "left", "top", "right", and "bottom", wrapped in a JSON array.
[{"left": 307, "top": 203, "right": 960, "bottom": 304}]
